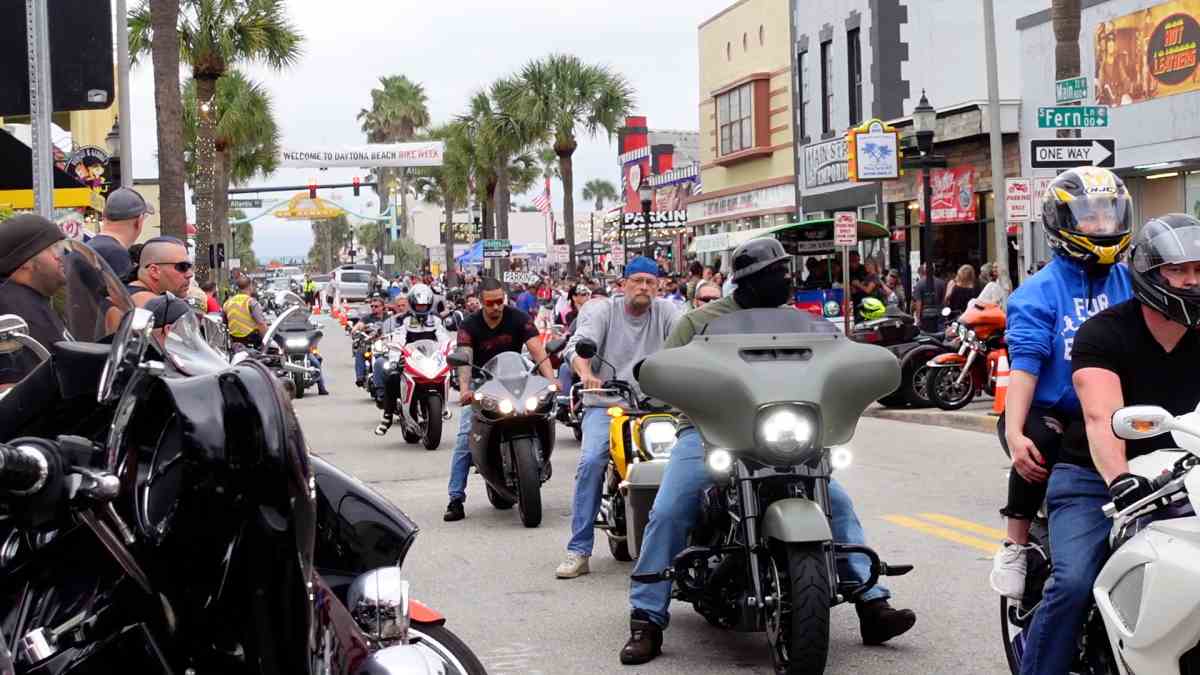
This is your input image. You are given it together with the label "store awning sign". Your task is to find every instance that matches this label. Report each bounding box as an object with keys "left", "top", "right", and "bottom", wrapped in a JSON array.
[{"left": 847, "top": 119, "right": 900, "bottom": 181}]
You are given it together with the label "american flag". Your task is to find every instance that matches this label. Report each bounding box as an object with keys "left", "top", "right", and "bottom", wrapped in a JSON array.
[{"left": 532, "top": 178, "right": 551, "bottom": 213}]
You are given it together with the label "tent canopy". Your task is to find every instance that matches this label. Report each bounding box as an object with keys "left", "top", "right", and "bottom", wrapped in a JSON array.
[{"left": 689, "top": 218, "right": 889, "bottom": 254}]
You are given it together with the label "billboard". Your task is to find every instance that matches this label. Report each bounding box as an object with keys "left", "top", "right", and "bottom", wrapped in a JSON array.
[
  {"left": 1094, "top": 0, "right": 1200, "bottom": 107},
  {"left": 919, "top": 167, "right": 977, "bottom": 224}
]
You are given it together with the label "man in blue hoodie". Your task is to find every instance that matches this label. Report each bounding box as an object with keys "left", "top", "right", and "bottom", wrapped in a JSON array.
[{"left": 986, "top": 167, "right": 1134, "bottom": 672}]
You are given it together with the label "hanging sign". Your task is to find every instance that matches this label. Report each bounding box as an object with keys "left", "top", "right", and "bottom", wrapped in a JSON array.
[
  {"left": 278, "top": 142, "right": 444, "bottom": 168},
  {"left": 847, "top": 119, "right": 901, "bottom": 181},
  {"left": 1005, "top": 178, "right": 1033, "bottom": 223}
]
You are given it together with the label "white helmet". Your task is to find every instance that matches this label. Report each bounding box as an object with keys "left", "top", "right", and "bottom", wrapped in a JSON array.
[{"left": 408, "top": 283, "right": 435, "bottom": 319}]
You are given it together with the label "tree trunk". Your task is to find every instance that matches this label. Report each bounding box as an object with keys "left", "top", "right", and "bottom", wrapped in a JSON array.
[
  {"left": 214, "top": 148, "right": 229, "bottom": 291},
  {"left": 558, "top": 144, "right": 578, "bottom": 276},
  {"left": 1052, "top": 0, "right": 1082, "bottom": 140},
  {"left": 443, "top": 199, "right": 457, "bottom": 287},
  {"left": 192, "top": 75, "right": 219, "bottom": 283},
  {"left": 148, "top": 0, "right": 186, "bottom": 242},
  {"left": 495, "top": 158, "right": 511, "bottom": 274}
]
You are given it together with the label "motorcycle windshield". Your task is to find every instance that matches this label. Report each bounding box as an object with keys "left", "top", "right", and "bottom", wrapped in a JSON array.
[
  {"left": 409, "top": 339, "right": 440, "bottom": 358},
  {"left": 483, "top": 351, "right": 532, "bottom": 397},
  {"left": 162, "top": 310, "right": 231, "bottom": 376},
  {"left": 699, "top": 307, "right": 839, "bottom": 336}
]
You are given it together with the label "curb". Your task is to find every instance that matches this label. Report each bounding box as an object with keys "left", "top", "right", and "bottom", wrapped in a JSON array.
[{"left": 863, "top": 405, "right": 999, "bottom": 435}]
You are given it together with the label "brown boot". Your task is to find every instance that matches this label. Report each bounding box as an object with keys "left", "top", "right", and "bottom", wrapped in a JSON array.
[
  {"left": 856, "top": 599, "right": 916, "bottom": 645},
  {"left": 619, "top": 613, "right": 663, "bottom": 665}
]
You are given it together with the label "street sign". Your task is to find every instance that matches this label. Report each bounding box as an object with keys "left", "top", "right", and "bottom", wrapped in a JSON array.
[
  {"left": 834, "top": 211, "right": 858, "bottom": 247},
  {"left": 229, "top": 198, "right": 262, "bottom": 209},
  {"left": 611, "top": 243, "right": 626, "bottom": 266},
  {"left": 1030, "top": 139, "right": 1116, "bottom": 169},
  {"left": 228, "top": 258, "right": 241, "bottom": 270},
  {"left": 382, "top": 254, "right": 395, "bottom": 265},
  {"left": 1055, "top": 76, "right": 1088, "bottom": 104},
  {"left": 1005, "top": 178, "right": 1033, "bottom": 223},
  {"left": 503, "top": 271, "right": 540, "bottom": 285},
  {"left": 552, "top": 244, "right": 569, "bottom": 264},
  {"left": 847, "top": 118, "right": 900, "bottom": 181},
  {"left": 481, "top": 238, "right": 511, "bottom": 259},
  {"left": 1037, "top": 106, "right": 1108, "bottom": 128}
]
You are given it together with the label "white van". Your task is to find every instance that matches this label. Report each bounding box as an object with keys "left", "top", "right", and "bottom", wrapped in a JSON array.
[{"left": 329, "top": 268, "right": 373, "bottom": 302}]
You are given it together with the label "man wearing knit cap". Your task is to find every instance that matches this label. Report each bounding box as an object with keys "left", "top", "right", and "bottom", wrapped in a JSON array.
[
  {"left": 0, "top": 214, "right": 71, "bottom": 384},
  {"left": 555, "top": 256, "right": 681, "bottom": 579}
]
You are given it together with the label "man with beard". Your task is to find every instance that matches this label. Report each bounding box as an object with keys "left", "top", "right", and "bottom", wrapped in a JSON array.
[
  {"left": 556, "top": 257, "right": 682, "bottom": 579},
  {"left": 127, "top": 237, "right": 194, "bottom": 307},
  {"left": 619, "top": 239, "right": 916, "bottom": 666},
  {"left": 0, "top": 214, "right": 70, "bottom": 385}
]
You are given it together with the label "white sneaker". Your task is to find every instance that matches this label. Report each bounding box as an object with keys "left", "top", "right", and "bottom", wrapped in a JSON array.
[
  {"left": 990, "top": 541, "right": 1028, "bottom": 599},
  {"left": 555, "top": 553, "right": 591, "bottom": 579}
]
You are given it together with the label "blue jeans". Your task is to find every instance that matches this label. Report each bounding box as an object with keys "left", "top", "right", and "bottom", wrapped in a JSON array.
[
  {"left": 370, "top": 356, "right": 389, "bottom": 396},
  {"left": 447, "top": 407, "right": 475, "bottom": 501},
  {"left": 1019, "top": 464, "right": 1111, "bottom": 675},
  {"left": 557, "top": 362, "right": 574, "bottom": 397},
  {"left": 307, "top": 353, "right": 328, "bottom": 394},
  {"left": 566, "top": 407, "right": 614, "bottom": 555},
  {"left": 354, "top": 350, "right": 368, "bottom": 382},
  {"left": 629, "top": 427, "right": 889, "bottom": 628}
]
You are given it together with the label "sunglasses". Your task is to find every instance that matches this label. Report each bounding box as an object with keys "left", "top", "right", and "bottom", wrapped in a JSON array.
[
  {"left": 149, "top": 260, "right": 194, "bottom": 273},
  {"left": 483, "top": 298, "right": 506, "bottom": 307}
]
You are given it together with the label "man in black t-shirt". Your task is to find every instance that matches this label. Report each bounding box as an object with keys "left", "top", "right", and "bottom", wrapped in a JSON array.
[
  {"left": 1019, "top": 213, "right": 1200, "bottom": 674},
  {"left": 88, "top": 187, "right": 153, "bottom": 279},
  {"left": 443, "top": 277, "right": 555, "bottom": 522},
  {"left": 0, "top": 215, "right": 71, "bottom": 386}
]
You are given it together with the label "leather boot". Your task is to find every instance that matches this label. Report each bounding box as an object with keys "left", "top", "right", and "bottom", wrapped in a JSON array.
[
  {"left": 619, "top": 612, "right": 663, "bottom": 665},
  {"left": 855, "top": 599, "right": 916, "bottom": 645}
]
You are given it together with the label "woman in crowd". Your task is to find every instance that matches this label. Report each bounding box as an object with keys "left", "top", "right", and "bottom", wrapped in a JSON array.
[
  {"left": 943, "top": 264, "right": 980, "bottom": 315},
  {"left": 978, "top": 262, "right": 1013, "bottom": 309}
]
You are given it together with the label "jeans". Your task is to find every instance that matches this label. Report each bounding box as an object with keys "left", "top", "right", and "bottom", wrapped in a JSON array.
[
  {"left": 354, "top": 350, "right": 368, "bottom": 382},
  {"left": 1019, "top": 464, "right": 1111, "bottom": 675},
  {"left": 307, "top": 353, "right": 328, "bottom": 394},
  {"left": 629, "top": 427, "right": 889, "bottom": 628},
  {"left": 447, "top": 407, "right": 475, "bottom": 502},
  {"left": 566, "top": 407, "right": 615, "bottom": 555},
  {"left": 557, "top": 361, "right": 574, "bottom": 397},
  {"left": 370, "top": 356, "right": 389, "bottom": 394}
]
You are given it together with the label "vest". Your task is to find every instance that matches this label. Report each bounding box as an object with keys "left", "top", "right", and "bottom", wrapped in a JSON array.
[
  {"left": 223, "top": 293, "right": 258, "bottom": 338},
  {"left": 303, "top": 279, "right": 317, "bottom": 293}
]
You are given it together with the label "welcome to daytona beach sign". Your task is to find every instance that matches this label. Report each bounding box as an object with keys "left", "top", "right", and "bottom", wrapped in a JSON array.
[{"left": 278, "top": 142, "right": 444, "bottom": 168}]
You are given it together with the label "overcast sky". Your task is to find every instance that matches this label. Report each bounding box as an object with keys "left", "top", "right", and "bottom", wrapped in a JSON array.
[{"left": 122, "top": 0, "right": 734, "bottom": 260}]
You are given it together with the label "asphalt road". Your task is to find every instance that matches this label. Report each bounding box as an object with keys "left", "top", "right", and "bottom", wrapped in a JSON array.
[{"left": 295, "top": 312, "right": 1011, "bottom": 675}]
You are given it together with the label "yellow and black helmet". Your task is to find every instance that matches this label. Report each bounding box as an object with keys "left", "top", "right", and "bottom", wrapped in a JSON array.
[{"left": 1042, "top": 166, "right": 1132, "bottom": 266}]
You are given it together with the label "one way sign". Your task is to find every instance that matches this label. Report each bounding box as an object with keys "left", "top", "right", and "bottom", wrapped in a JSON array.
[{"left": 1030, "top": 139, "right": 1116, "bottom": 169}]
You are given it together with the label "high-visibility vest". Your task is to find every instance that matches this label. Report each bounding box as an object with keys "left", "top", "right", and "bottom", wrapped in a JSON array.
[
  {"left": 223, "top": 293, "right": 258, "bottom": 338},
  {"left": 303, "top": 279, "right": 317, "bottom": 293}
]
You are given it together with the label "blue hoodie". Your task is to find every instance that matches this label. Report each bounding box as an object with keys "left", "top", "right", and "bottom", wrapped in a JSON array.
[{"left": 1006, "top": 255, "right": 1132, "bottom": 415}]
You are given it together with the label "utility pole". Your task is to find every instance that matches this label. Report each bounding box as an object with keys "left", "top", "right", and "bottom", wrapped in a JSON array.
[
  {"left": 26, "top": 0, "right": 54, "bottom": 217},
  {"left": 982, "top": 0, "right": 1008, "bottom": 267},
  {"left": 115, "top": 0, "right": 133, "bottom": 187}
]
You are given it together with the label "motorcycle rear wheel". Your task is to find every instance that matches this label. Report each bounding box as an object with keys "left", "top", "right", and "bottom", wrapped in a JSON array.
[
  {"left": 512, "top": 437, "right": 543, "bottom": 527},
  {"left": 903, "top": 361, "right": 935, "bottom": 407},
  {"left": 928, "top": 367, "right": 976, "bottom": 410},
  {"left": 768, "top": 542, "right": 830, "bottom": 675},
  {"left": 410, "top": 624, "right": 488, "bottom": 675},
  {"left": 422, "top": 396, "right": 443, "bottom": 450},
  {"left": 292, "top": 372, "right": 306, "bottom": 399}
]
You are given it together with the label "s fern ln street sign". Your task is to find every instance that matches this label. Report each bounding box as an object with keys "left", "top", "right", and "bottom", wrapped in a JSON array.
[{"left": 1030, "top": 139, "right": 1116, "bottom": 169}]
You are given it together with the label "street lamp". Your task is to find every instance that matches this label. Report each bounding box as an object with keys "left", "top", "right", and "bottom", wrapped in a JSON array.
[
  {"left": 902, "top": 90, "right": 947, "bottom": 325},
  {"left": 638, "top": 179, "right": 653, "bottom": 257}
]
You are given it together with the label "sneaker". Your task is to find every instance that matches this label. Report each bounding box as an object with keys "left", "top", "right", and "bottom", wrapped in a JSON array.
[
  {"left": 555, "top": 552, "right": 591, "bottom": 579},
  {"left": 856, "top": 599, "right": 917, "bottom": 645},
  {"left": 990, "top": 541, "right": 1029, "bottom": 599},
  {"left": 374, "top": 412, "right": 393, "bottom": 436},
  {"left": 443, "top": 499, "right": 465, "bottom": 522}
]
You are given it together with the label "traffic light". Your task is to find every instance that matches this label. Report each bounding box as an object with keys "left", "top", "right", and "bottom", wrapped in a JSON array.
[
  {"left": 352, "top": 176, "right": 360, "bottom": 197},
  {"left": 308, "top": 180, "right": 317, "bottom": 199},
  {"left": 208, "top": 244, "right": 216, "bottom": 269}
]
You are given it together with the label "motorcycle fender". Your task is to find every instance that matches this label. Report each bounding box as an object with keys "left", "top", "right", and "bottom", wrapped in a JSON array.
[
  {"left": 927, "top": 353, "right": 966, "bottom": 367},
  {"left": 625, "top": 460, "right": 668, "bottom": 558},
  {"left": 609, "top": 415, "right": 630, "bottom": 478},
  {"left": 761, "top": 499, "right": 832, "bottom": 543},
  {"left": 409, "top": 598, "right": 446, "bottom": 626}
]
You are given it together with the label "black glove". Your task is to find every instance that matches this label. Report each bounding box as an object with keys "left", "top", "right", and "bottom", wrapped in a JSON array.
[{"left": 1108, "top": 472, "right": 1155, "bottom": 511}]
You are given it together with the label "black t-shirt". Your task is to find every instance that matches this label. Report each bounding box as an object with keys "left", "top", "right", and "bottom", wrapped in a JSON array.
[
  {"left": 0, "top": 281, "right": 70, "bottom": 385},
  {"left": 1068, "top": 299, "right": 1200, "bottom": 465},
  {"left": 457, "top": 306, "right": 538, "bottom": 368},
  {"left": 86, "top": 234, "right": 132, "bottom": 280}
]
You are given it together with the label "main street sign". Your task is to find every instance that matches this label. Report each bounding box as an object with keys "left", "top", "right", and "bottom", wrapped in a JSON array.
[
  {"left": 1055, "top": 76, "right": 1088, "bottom": 104},
  {"left": 481, "top": 239, "right": 511, "bottom": 259},
  {"left": 1030, "top": 139, "right": 1116, "bottom": 169},
  {"left": 1037, "top": 106, "right": 1109, "bottom": 128}
]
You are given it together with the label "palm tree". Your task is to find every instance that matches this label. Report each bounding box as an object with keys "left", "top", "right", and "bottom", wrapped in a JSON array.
[
  {"left": 581, "top": 178, "right": 618, "bottom": 212},
  {"left": 128, "top": 0, "right": 187, "bottom": 241},
  {"left": 414, "top": 123, "right": 472, "bottom": 286},
  {"left": 357, "top": 75, "right": 431, "bottom": 242},
  {"left": 500, "top": 54, "right": 634, "bottom": 275},
  {"left": 133, "top": 0, "right": 302, "bottom": 283}
]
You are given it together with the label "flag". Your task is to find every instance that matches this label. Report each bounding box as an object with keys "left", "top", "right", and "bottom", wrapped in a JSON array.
[{"left": 532, "top": 178, "right": 551, "bottom": 213}]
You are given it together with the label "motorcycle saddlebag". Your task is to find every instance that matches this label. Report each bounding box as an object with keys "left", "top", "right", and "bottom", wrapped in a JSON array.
[{"left": 624, "top": 460, "right": 667, "bottom": 559}]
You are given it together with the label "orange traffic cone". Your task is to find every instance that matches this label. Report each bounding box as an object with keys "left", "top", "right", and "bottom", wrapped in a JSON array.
[{"left": 992, "top": 353, "right": 1010, "bottom": 415}]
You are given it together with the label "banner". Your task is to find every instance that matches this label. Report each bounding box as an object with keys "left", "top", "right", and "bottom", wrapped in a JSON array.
[
  {"left": 1094, "top": 0, "right": 1200, "bottom": 107},
  {"left": 923, "top": 167, "right": 977, "bottom": 224},
  {"left": 278, "top": 142, "right": 444, "bottom": 168}
]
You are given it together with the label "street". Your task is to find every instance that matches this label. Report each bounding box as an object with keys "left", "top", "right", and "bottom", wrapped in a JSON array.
[{"left": 295, "top": 316, "right": 1011, "bottom": 675}]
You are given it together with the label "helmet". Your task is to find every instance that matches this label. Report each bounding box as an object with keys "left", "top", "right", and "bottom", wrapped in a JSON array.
[
  {"left": 1130, "top": 213, "right": 1200, "bottom": 327},
  {"left": 1042, "top": 166, "right": 1133, "bottom": 266},
  {"left": 823, "top": 300, "right": 841, "bottom": 318},
  {"left": 731, "top": 238, "right": 789, "bottom": 282},
  {"left": 408, "top": 283, "right": 434, "bottom": 318},
  {"left": 860, "top": 297, "right": 886, "bottom": 320}
]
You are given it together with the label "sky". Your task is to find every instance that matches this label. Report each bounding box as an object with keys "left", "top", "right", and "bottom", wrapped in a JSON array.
[{"left": 121, "top": 0, "right": 735, "bottom": 260}]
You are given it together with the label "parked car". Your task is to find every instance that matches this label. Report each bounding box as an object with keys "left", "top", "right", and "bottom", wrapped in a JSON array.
[{"left": 329, "top": 267, "right": 373, "bottom": 302}]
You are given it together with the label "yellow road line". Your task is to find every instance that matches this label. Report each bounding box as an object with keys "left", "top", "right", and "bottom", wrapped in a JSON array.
[
  {"left": 917, "top": 513, "right": 1007, "bottom": 540},
  {"left": 882, "top": 515, "right": 999, "bottom": 554}
]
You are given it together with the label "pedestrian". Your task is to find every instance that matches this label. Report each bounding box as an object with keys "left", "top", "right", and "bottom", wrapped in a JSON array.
[
  {"left": 223, "top": 275, "right": 270, "bottom": 350},
  {"left": 691, "top": 280, "right": 720, "bottom": 308},
  {"left": 711, "top": 271, "right": 725, "bottom": 295},
  {"left": 912, "top": 263, "right": 947, "bottom": 331},
  {"left": 89, "top": 186, "right": 153, "bottom": 279},
  {"left": 884, "top": 269, "right": 907, "bottom": 310},
  {"left": 944, "top": 264, "right": 980, "bottom": 314},
  {"left": 978, "top": 262, "right": 1013, "bottom": 309},
  {"left": 200, "top": 280, "right": 222, "bottom": 314},
  {"left": 684, "top": 260, "right": 703, "bottom": 301},
  {"left": 0, "top": 214, "right": 70, "bottom": 385}
]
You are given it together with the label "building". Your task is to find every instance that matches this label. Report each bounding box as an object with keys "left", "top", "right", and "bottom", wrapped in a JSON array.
[
  {"left": 1017, "top": 0, "right": 1200, "bottom": 262},
  {"left": 690, "top": 0, "right": 798, "bottom": 270}
]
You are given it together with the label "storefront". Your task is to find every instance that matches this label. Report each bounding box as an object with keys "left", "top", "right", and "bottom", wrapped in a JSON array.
[{"left": 685, "top": 179, "right": 796, "bottom": 268}]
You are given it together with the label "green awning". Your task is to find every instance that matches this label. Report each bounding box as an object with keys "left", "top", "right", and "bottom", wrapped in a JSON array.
[{"left": 689, "top": 218, "right": 889, "bottom": 253}]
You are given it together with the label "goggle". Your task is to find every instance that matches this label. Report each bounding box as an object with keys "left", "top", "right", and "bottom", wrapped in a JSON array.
[{"left": 483, "top": 298, "right": 506, "bottom": 308}]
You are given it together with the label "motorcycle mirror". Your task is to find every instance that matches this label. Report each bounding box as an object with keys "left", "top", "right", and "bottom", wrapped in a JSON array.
[
  {"left": 0, "top": 314, "right": 38, "bottom": 355},
  {"left": 447, "top": 350, "right": 471, "bottom": 368},
  {"left": 1112, "top": 405, "right": 1173, "bottom": 440},
  {"left": 575, "top": 337, "right": 598, "bottom": 359}
]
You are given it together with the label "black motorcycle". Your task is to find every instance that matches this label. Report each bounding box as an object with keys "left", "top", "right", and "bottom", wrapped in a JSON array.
[
  {"left": 448, "top": 340, "right": 563, "bottom": 527},
  {"left": 262, "top": 302, "right": 324, "bottom": 398}
]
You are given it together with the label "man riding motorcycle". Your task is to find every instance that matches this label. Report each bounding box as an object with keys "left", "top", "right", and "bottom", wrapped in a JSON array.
[
  {"left": 374, "top": 283, "right": 449, "bottom": 435},
  {"left": 351, "top": 293, "right": 389, "bottom": 387},
  {"left": 557, "top": 257, "right": 682, "bottom": 579},
  {"left": 620, "top": 238, "right": 917, "bottom": 666},
  {"left": 1018, "top": 213, "right": 1200, "bottom": 675}
]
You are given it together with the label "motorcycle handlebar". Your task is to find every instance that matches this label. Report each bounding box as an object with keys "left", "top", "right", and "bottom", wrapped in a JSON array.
[{"left": 0, "top": 443, "right": 50, "bottom": 496}]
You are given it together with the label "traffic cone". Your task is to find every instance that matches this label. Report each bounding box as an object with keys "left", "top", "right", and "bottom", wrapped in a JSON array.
[{"left": 992, "top": 353, "right": 1010, "bottom": 415}]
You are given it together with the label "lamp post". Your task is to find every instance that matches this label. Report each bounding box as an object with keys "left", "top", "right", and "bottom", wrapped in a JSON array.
[
  {"left": 904, "top": 90, "right": 947, "bottom": 326},
  {"left": 638, "top": 179, "right": 653, "bottom": 258},
  {"left": 103, "top": 119, "right": 121, "bottom": 197}
]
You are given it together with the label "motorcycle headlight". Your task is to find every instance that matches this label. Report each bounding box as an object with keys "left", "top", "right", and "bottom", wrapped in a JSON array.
[
  {"left": 498, "top": 398, "right": 515, "bottom": 415},
  {"left": 640, "top": 419, "right": 678, "bottom": 459},
  {"left": 755, "top": 404, "right": 819, "bottom": 462},
  {"left": 525, "top": 396, "right": 540, "bottom": 412},
  {"left": 285, "top": 337, "right": 309, "bottom": 349},
  {"left": 967, "top": 329, "right": 977, "bottom": 342}
]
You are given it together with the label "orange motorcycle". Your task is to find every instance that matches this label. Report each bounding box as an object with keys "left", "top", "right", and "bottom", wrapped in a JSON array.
[{"left": 926, "top": 300, "right": 1007, "bottom": 410}]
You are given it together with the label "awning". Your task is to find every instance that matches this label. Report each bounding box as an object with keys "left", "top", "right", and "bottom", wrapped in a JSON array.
[
  {"left": 688, "top": 219, "right": 889, "bottom": 254},
  {"left": 0, "top": 126, "right": 98, "bottom": 209}
]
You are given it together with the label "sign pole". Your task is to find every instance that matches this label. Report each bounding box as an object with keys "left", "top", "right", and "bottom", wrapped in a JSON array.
[
  {"left": 842, "top": 247, "right": 851, "bottom": 335},
  {"left": 26, "top": 0, "right": 54, "bottom": 218},
  {"left": 115, "top": 0, "right": 133, "bottom": 188},
  {"left": 982, "top": 0, "right": 1008, "bottom": 268}
]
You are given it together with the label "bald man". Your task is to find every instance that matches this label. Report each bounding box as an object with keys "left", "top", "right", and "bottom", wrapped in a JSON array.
[{"left": 128, "top": 237, "right": 194, "bottom": 307}]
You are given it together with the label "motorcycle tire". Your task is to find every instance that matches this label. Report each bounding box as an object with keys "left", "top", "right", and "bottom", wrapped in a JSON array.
[
  {"left": 292, "top": 372, "right": 306, "bottom": 399},
  {"left": 772, "top": 542, "right": 830, "bottom": 675},
  {"left": 928, "top": 367, "right": 977, "bottom": 411},
  {"left": 512, "top": 437, "right": 543, "bottom": 528},
  {"left": 607, "top": 534, "right": 632, "bottom": 562},
  {"left": 422, "top": 397, "right": 443, "bottom": 450},
  {"left": 485, "top": 484, "right": 515, "bottom": 510},
  {"left": 410, "top": 624, "right": 488, "bottom": 675}
]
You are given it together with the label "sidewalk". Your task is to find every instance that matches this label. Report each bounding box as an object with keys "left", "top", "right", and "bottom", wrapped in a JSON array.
[{"left": 863, "top": 399, "right": 999, "bottom": 435}]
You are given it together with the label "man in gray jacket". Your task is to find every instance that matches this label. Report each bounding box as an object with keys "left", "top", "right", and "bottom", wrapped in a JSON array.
[{"left": 556, "top": 256, "right": 681, "bottom": 579}]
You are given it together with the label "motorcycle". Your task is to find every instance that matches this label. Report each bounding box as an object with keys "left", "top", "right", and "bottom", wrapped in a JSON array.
[
  {"left": 0, "top": 244, "right": 484, "bottom": 674},
  {"left": 847, "top": 309, "right": 949, "bottom": 408},
  {"left": 377, "top": 331, "right": 455, "bottom": 450},
  {"left": 448, "top": 340, "right": 564, "bottom": 528},
  {"left": 1000, "top": 404, "right": 1200, "bottom": 675},
  {"left": 262, "top": 293, "right": 325, "bottom": 399},
  {"left": 926, "top": 301, "right": 1008, "bottom": 411},
  {"left": 630, "top": 308, "right": 913, "bottom": 675}
]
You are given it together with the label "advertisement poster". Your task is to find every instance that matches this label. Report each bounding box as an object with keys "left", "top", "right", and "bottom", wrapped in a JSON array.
[
  {"left": 1095, "top": 0, "right": 1200, "bottom": 106},
  {"left": 654, "top": 181, "right": 696, "bottom": 213},
  {"left": 623, "top": 159, "right": 649, "bottom": 213},
  {"left": 923, "top": 167, "right": 977, "bottom": 224}
]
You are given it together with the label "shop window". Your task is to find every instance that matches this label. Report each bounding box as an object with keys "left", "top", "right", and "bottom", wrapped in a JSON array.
[
  {"left": 797, "top": 50, "right": 808, "bottom": 139},
  {"left": 820, "top": 40, "right": 834, "bottom": 134},
  {"left": 847, "top": 28, "right": 863, "bottom": 126},
  {"left": 717, "top": 83, "right": 754, "bottom": 156}
]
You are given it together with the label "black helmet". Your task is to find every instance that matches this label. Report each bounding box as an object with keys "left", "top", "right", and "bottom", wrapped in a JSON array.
[
  {"left": 1130, "top": 213, "right": 1200, "bottom": 327},
  {"left": 731, "top": 237, "right": 789, "bottom": 282},
  {"left": 1042, "top": 166, "right": 1133, "bottom": 266}
]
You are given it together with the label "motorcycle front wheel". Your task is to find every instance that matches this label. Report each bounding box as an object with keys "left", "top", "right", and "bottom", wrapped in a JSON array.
[
  {"left": 767, "top": 542, "right": 830, "bottom": 675},
  {"left": 292, "top": 371, "right": 306, "bottom": 399},
  {"left": 512, "top": 437, "right": 543, "bottom": 527},
  {"left": 928, "top": 367, "right": 976, "bottom": 410},
  {"left": 422, "top": 396, "right": 443, "bottom": 450},
  {"left": 410, "top": 624, "right": 488, "bottom": 675}
]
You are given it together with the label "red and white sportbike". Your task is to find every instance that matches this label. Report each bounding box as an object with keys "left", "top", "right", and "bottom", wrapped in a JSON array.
[{"left": 380, "top": 334, "right": 455, "bottom": 450}]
